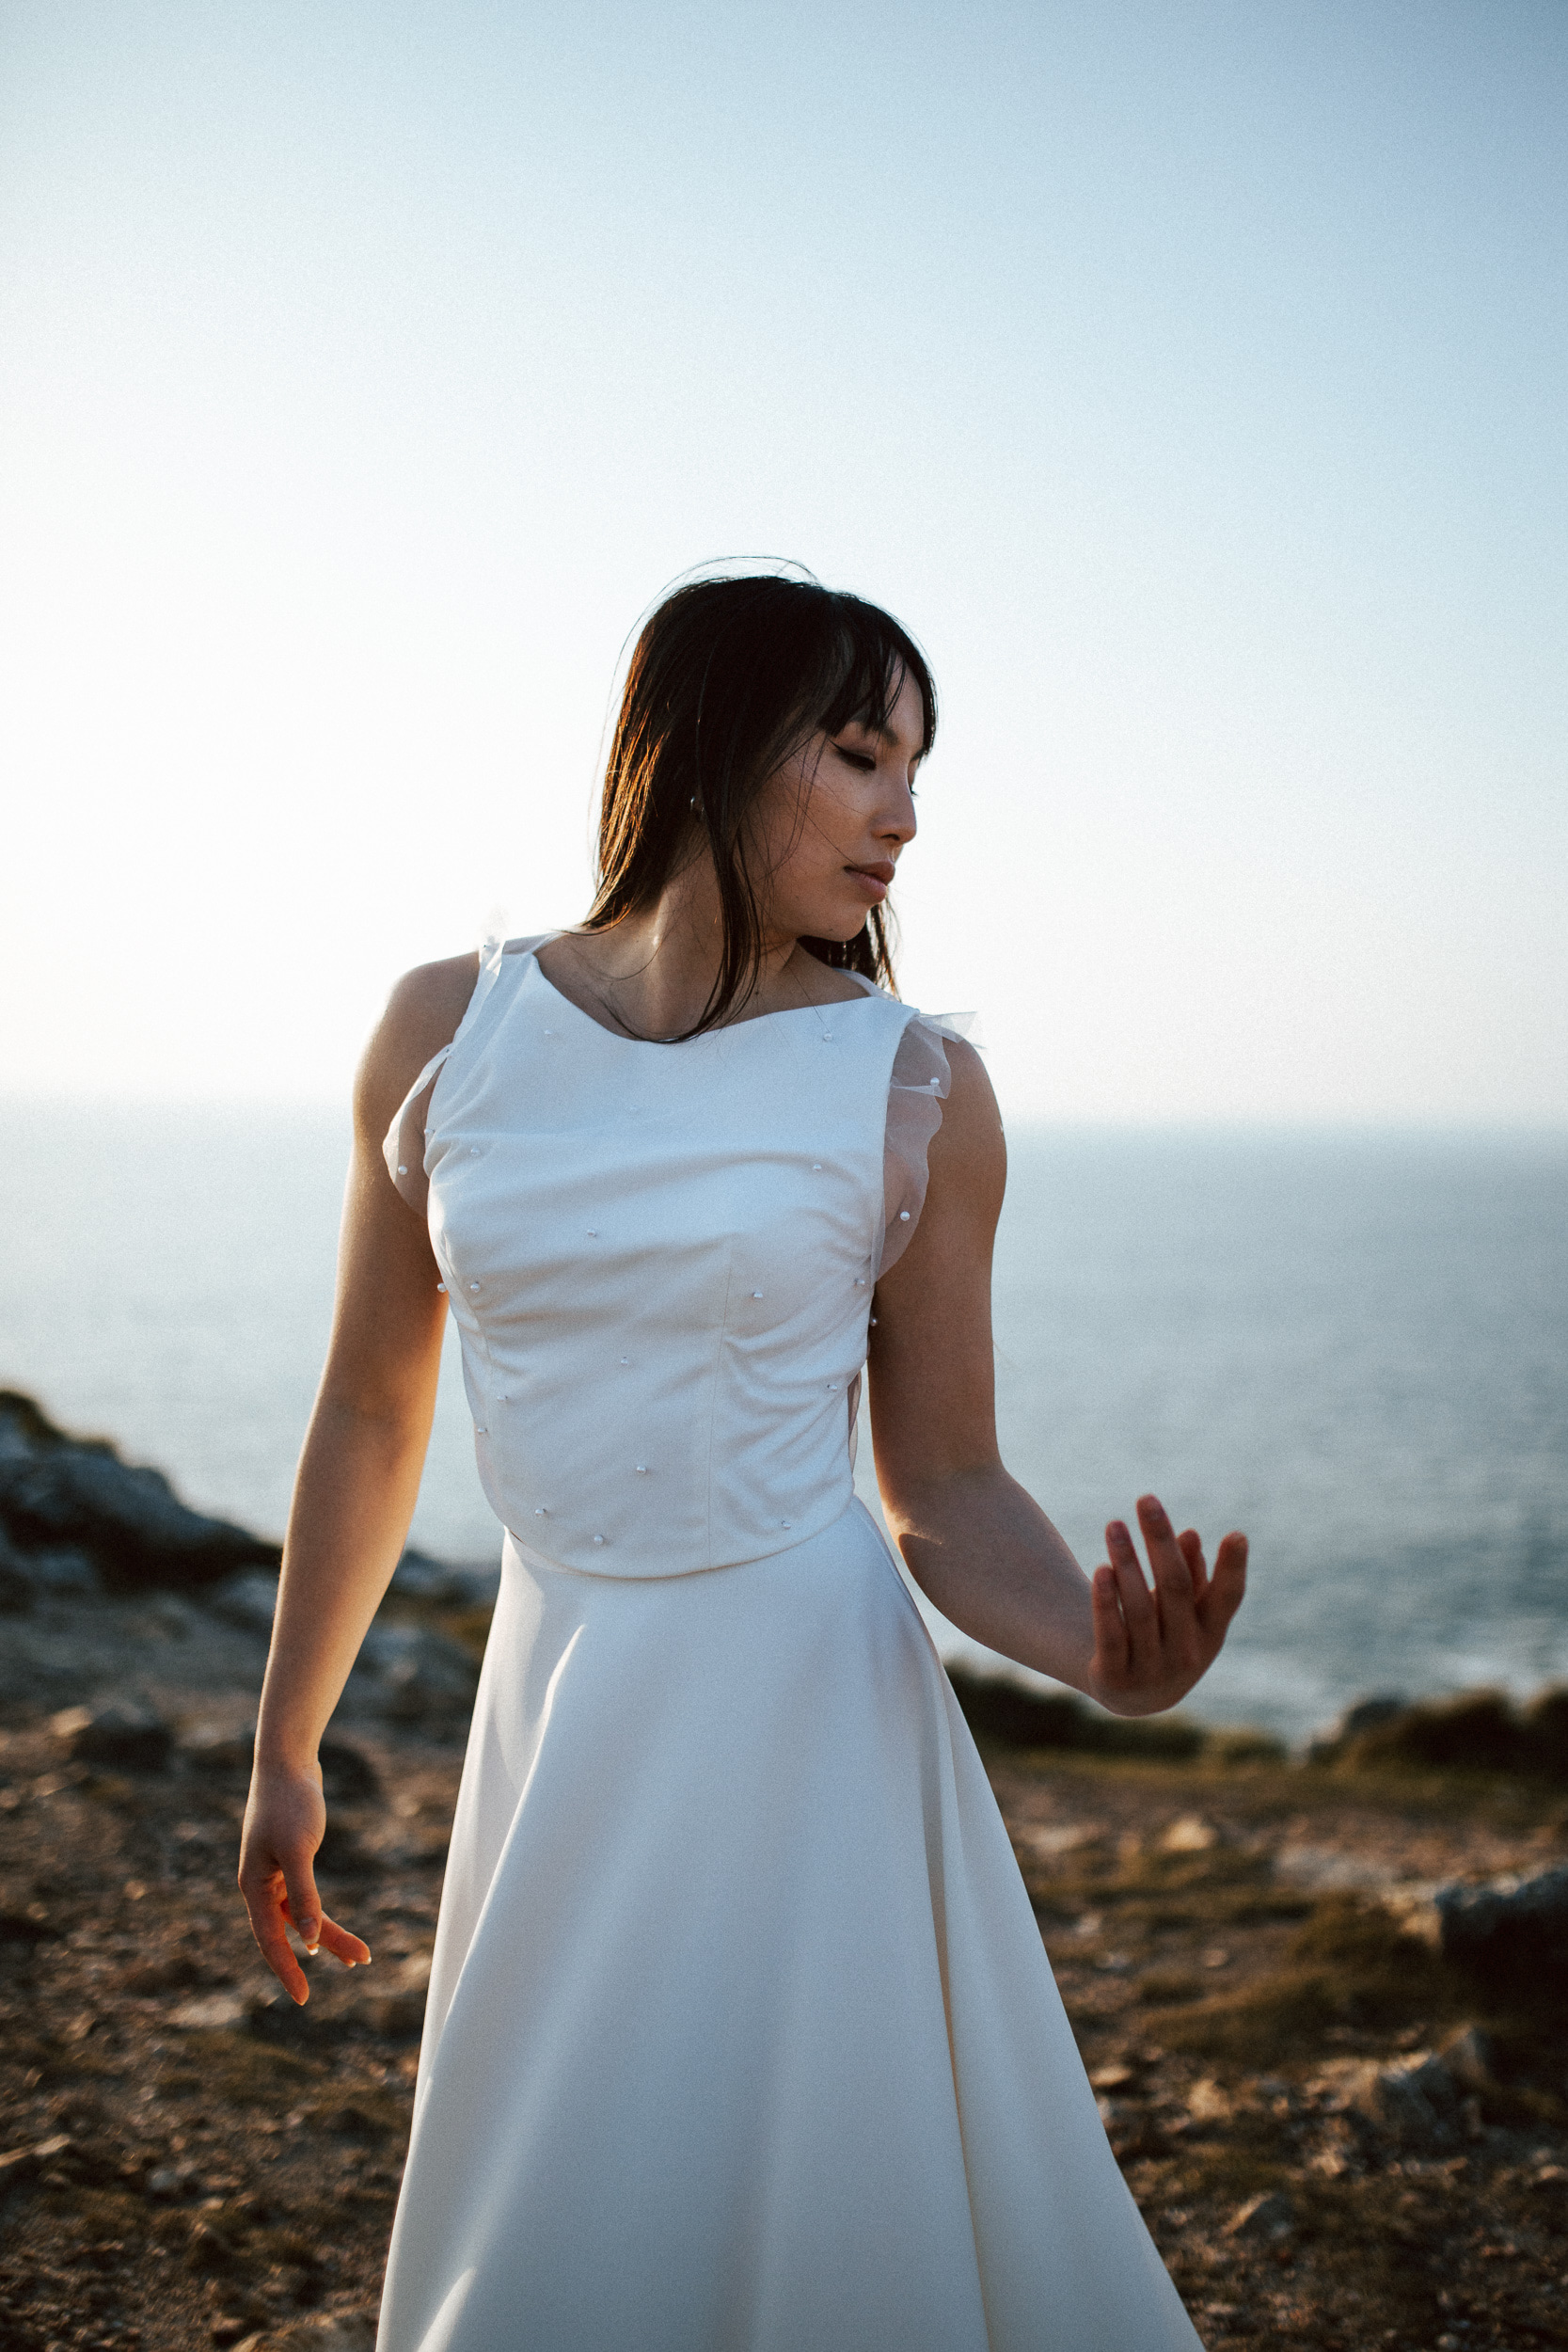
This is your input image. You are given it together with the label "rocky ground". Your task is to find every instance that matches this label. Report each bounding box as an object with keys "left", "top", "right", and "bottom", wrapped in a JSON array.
[{"left": 1, "top": 1392, "right": 1565, "bottom": 2351}]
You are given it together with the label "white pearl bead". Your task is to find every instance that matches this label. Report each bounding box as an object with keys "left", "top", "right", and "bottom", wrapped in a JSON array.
[
  {"left": 636, "top": 1464, "right": 647, "bottom": 1474},
  {"left": 436, "top": 1282, "right": 447, "bottom": 1294},
  {"left": 899, "top": 1210, "right": 911, "bottom": 1221},
  {"left": 397, "top": 1164, "right": 408, "bottom": 1176},
  {"left": 812, "top": 1163, "right": 822, "bottom": 1171},
  {"left": 752, "top": 1291, "right": 763, "bottom": 1299},
  {"left": 593, "top": 1534, "right": 606, "bottom": 1546},
  {"left": 780, "top": 1519, "right": 792, "bottom": 1529}
]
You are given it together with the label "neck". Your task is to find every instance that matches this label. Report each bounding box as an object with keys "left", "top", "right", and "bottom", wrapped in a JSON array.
[{"left": 568, "top": 858, "right": 812, "bottom": 1038}]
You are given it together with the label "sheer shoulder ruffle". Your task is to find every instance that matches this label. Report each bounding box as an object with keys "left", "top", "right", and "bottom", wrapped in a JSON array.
[{"left": 878, "top": 1009, "right": 981, "bottom": 1279}]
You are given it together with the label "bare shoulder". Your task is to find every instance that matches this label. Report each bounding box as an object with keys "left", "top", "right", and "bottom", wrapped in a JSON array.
[
  {"left": 353, "top": 953, "right": 480, "bottom": 1143},
  {"left": 926, "top": 1037, "right": 1006, "bottom": 1212}
]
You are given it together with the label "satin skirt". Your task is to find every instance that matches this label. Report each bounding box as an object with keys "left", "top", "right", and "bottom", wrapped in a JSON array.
[{"left": 375, "top": 1500, "right": 1200, "bottom": 2352}]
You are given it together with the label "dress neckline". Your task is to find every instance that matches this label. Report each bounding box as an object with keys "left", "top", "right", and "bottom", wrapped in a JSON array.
[{"left": 527, "top": 946, "right": 881, "bottom": 1049}]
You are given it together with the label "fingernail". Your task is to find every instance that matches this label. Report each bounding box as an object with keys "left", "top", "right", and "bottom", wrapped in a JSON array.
[
  {"left": 1109, "top": 1521, "right": 1128, "bottom": 1543},
  {"left": 306, "top": 1942, "right": 319, "bottom": 1955}
]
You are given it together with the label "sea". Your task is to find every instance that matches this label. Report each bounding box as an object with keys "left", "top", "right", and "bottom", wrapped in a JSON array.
[{"left": 2, "top": 1102, "right": 1564, "bottom": 1748}]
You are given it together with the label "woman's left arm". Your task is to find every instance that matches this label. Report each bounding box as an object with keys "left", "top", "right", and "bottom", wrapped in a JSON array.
[{"left": 866, "top": 1042, "right": 1247, "bottom": 1717}]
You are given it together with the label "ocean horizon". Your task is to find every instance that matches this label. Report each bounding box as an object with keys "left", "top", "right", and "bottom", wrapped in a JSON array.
[{"left": 3, "top": 1097, "right": 1564, "bottom": 1746}]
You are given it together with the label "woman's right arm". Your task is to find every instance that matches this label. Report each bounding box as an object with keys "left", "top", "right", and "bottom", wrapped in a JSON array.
[{"left": 237, "top": 952, "right": 478, "bottom": 2004}]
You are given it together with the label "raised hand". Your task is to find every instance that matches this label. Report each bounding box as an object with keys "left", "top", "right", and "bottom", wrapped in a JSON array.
[
  {"left": 1087, "top": 1493, "right": 1247, "bottom": 1717},
  {"left": 238, "top": 1763, "right": 372, "bottom": 2006}
]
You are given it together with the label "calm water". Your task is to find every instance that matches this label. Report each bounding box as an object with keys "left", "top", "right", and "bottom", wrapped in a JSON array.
[{"left": 2, "top": 1101, "right": 1564, "bottom": 1743}]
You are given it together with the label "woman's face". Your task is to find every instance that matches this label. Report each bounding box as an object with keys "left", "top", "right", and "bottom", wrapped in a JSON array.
[{"left": 750, "top": 665, "right": 925, "bottom": 946}]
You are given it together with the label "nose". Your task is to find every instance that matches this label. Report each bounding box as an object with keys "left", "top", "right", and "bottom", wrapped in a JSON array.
[{"left": 879, "top": 771, "right": 917, "bottom": 850}]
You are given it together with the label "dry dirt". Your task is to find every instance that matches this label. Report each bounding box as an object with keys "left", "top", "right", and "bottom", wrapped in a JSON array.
[{"left": 2, "top": 1593, "right": 1566, "bottom": 2352}]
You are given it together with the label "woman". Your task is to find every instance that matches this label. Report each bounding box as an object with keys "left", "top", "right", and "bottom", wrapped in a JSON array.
[{"left": 240, "top": 574, "right": 1247, "bottom": 2351}]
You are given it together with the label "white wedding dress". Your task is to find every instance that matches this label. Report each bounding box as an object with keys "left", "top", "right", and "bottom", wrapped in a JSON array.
[{"left": 373, "top": 936, "right": 1200, "bottom": 2352}]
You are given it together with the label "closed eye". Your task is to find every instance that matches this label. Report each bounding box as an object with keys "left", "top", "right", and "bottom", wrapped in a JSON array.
[{"left": 832, "top": 743, "right": 878, "bottom": 772}]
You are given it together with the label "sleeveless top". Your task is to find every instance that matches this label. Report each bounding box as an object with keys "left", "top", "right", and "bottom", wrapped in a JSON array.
[{"left": 382, "top": 935, "right": 971, "bottom": 1579}]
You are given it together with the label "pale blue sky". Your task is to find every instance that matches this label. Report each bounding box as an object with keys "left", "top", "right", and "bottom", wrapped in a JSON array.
[{"left": 2, "top": 0, "right": 1563, "bottom": 1119}]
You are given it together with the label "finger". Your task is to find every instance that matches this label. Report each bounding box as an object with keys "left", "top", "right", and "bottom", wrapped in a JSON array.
[
  {"left": 1198, "top": 1531, "right": 1248, "bottom": 1640},
  {"left": 316, "top": 1914, "right": 372, "bottom": 1967},
  {"left": 281, "top": 1858, "right": 325, "bottom": 1957},
  {"left": 1105, "top": 1519, "right": 1157, "bottom": 1668},
  {"left": 241, "top": 1868, "right": 309, "bottom": 2005},
  {"left": 1089, "top": 1564, "right": 1130, "bottom": 1684},
  {"left": 1136, "top": 1494, "right": 1203, "bottom": 1658},
  {"left": 1135, "top": 1495, "right": 1195, "bottom": 1606},
  {"left": 1178, "top": 1528, "right": 1208, "bottom": 1603}
]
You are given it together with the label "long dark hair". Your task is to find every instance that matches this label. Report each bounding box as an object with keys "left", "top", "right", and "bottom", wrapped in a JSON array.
[{"left": 582, "top": 574, "right": 937, "bottom": 1038}]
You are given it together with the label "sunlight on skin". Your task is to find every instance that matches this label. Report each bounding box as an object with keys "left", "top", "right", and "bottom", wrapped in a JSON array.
[{"left": 239, "top": 665, "right": 1247, "bottom": 2002}]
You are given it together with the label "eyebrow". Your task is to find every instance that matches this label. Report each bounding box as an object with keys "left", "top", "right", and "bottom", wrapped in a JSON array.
[{"left": 839, "top": 714, "right": 921, "bottom": 752}]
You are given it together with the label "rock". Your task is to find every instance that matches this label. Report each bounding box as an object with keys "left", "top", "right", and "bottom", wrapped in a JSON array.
[
  {"left": 1225, "top": 2191, "right": 1295, "bottom": 2243},
  {"left": 1307, "top": 1693, "right": 1408, "bottom": 1759},
  {"left": 0, "top": 1524, "right": 36, "bottom": 1612},
  {"left": 1187, "top": 2077, "right": 1233, "bottom": 2122},
  {"left": 1159, "top": 1814, "right": 1219, "bottom": 1853},
  {"left": 0, "top": 2132, "right": 71, "bottom": 2189},
  {"left": 1274, "top": 1843, "right": 1399, "bottom": 1895},
  {"left": 178, "top": 1721, "right": 259, "bottom": 1775},
  {"left": 0, "top": 1389, "right": 280, "bottom": 1593},
  {"left": 356, "top": 1624, "right": 478, "bottom": 1722},
  {"left": 1311, "top": 1686, "right": 1568, "bottom": 1784},
  {"left": 1364, "top": 2052, "right": 1461, "bottom": 2150},
  {"left": 320, "top": 1740, "right": 381, "bottom": 1804},
  {"left": 171, "top": 1992, "right": 248, "bottom": 2030},
  {"left": 0, "top": 1518, "right": 98, "bottom": 1607},
  {"left": 1312, "top": 2052, "right": 1462, "bottom": 2153},
  {"left": 1442, "top": 2025, "right": 1498, "bottom": 2094},
  {"left": 207, "top": 1570, "right": 280, "bottom": 1632},
  {"left": 1307, "top": 2051, "right": 1466, "bottom": 2154},
  {"left": 52, "top": 1699, "right": 172, "bottom": 1772},
  {"left": 1437, "top": 1863, "right": 1568, "bottom": 1991}
]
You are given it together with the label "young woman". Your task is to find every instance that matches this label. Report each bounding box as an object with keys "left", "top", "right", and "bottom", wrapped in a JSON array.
[{"left": 240, "top": 575, "right": 1247, "bottom": 2351}]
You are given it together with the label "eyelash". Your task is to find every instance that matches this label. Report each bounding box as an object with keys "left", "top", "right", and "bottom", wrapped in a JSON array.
[{"left": 833, "top": 743, "right": 918, "bottom": 794}]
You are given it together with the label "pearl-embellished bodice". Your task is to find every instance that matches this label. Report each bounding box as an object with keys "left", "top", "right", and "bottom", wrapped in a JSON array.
[{"left": 384, "top": 936, "right": 958, "bottom": 1578}]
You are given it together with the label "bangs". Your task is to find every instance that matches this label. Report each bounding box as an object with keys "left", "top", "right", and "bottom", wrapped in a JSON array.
[{"left": 812, "top": 595, "right": 938, "bottom": 756}]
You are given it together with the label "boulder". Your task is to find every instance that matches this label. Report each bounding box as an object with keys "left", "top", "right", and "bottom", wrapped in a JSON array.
[
  {"left": 51, "top": 1700, "right": 172, "bottom": 1772},
  {"left": 1437, "top": 1863, "right": 1568, "bottom": 1992},
  {"left": 1309, "top": 2052, "right": 1461, "bottom": 2153},
  {"left": 1442, "top": 2024, "right": 1498, "bottom": 2094},
  {"left": 206, "top": 1570, "right": 280, "bottom": 1632},
  {"left": 355, "top": 1624, "right": 478, "bottom": 1723},
  {"left": 1312, "top": 1686, "right": 1568, "bottom": 1784},
  {"left": 1307, "top": 1693, "right": 1408, "bottom": 1760},
  {"left": 0, "top": 1390, "right": 280, "bottom": 1594}
]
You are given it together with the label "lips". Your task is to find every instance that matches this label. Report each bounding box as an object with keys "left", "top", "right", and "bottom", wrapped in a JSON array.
[{"left": 846, "top": 861, "right": 895, "bottom": 903}]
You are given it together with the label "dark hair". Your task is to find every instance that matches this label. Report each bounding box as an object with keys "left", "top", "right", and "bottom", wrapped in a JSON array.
[{"left": 583, "top": 574, "right": 937, "bottom": 1038}]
